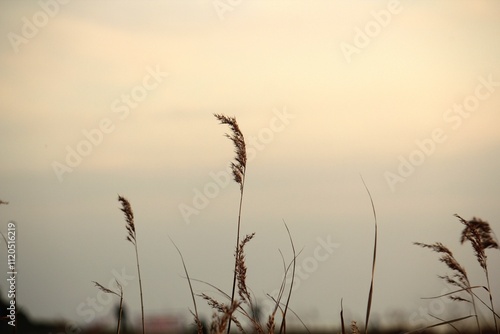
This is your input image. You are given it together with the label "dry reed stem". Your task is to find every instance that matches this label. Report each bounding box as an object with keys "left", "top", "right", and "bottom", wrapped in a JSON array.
[
  {"left": 279, "top": 222, "right": 296, "bottom": 334},
  {"left": 340, "top": 299, "right": 346, "bottom": 334},
  {"left": 204, "top": 298, "right": 241, "bottom": 334},
  {"left": 170, "top": 237, "right": 204, "bottom": 334},
  {"left": 214, "top": 114, "right": 247, "bottom": 334},
  {"left": 196, "top": 233, "right": 268, "bottom": 334},
  {"left": 266, "top": 313, "right": 275, "bottom": 334},
  {"left": 118, "top": 195, "right": 145, "bottom": 334},
  {"left": 361, "top": 177, "right": 377, "bottom": 334},
  {"left": 213, "top": 114, "right": 247, "bottom": 190},
  {"left": 414, "top": 239, "right": 481, "bottom": 332},
  {"left": 456, "top": 214, "right": 499, "bottom": 334}
]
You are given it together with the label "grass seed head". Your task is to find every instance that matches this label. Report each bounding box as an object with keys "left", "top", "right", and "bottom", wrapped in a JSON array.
[
  {"left": 456, "top": 214, "right": 499, "bottom": 270},
  {"left": 118, "top": 195, "right": 136, "bottom": 244},
  {"left": 214, "top": 114, "right": 247, "bottom": 191}
]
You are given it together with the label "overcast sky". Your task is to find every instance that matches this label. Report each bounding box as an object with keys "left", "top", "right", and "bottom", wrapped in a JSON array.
[{"left": 1, "top": 0, "right": 500, "bottom": 331}]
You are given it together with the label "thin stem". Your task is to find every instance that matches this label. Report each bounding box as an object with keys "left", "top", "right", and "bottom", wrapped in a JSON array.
[
  {"left": 134, "top": 242, "right": 145, "bottom": 334},
  {"left": 170, "top": 237, "right": 203, "bottom": 334},
  {"left": 279, "top": 222, "right": 296, "bottom": 334},
  {"left": 227, "top": 175, "right": 245, "bottom": 334},
  {"left": 116, "top": 289, "right": 123, "bottom": 334},
  {"left": 485, "top": 266, "right": 499, "bottom": 334},
  {"left": 361, "top": 176, "right": 377, "bottom": 334}
]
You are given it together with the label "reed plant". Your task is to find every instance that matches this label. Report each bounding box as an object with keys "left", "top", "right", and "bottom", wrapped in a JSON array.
[
  {"left": 85, "top": 114, "right": 500, "bottom": 334},
  {"left": 118, "top": 195, "right": 145, "bottom": 334},
  {"left": 171, "top": 115, "right": 301, "bottom": 334},
  {"left": 413, "top": 214, "right": 499, "bottom": 333},
  {"left": 214, "top": 114, "right": 247, "bottom": 334}
]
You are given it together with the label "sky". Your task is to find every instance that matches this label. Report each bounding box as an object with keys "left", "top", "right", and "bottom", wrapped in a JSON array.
[{"left": 1, "top": 0, "right": 500, "bottom": 331}]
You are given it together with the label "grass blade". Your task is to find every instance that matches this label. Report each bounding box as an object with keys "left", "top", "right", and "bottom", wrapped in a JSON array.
[
  {"left": 169, "top": 237, "right": 203, "bottom": 334},
  {"left": 279, "top": 221, "right": 296, "bottom": 334},
  {"left": 361, "top": 176, "right": 377, "bottom": 334},
  {"left": 403, "top": 315, "right": 474, "bottom": 334},
  {"left": 340, "top": 298, "right": 345, "bottom": 334}
]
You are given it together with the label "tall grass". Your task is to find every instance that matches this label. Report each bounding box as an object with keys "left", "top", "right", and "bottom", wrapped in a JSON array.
[
  {"left": 457, "top": 214, "right": 499, "bottom": 334},
  {"left": 85, "top": 115, "right": 499, "bottom": 334},
  {"left": 170, "top": 237, "right": 203, "bottom": 334},
  {"left": 413, "top": 214, "right": 499, "bottom": 333},
  {"left": 170, "top": 115, "right": 301, "bottom": 334},
  {"left": 214, "top": 114, "right": 247, "bottom": 334},
  {"left": 361, "top": 178, "right": 378, "bottom": 334},
  {"left": 118, "top": 195, "right": 145, "bottom": 334}
]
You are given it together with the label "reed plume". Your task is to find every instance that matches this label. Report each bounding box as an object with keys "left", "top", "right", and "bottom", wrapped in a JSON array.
[
  {"left": 456, "top": 214, "right": 499, "bottom": 333},
  {"left": 118, "top": 195, "right": 145, "bottom": 334},
  {"left": 236, "top": 233, "right": 254, "bottom": 304},
  {"left": 214, "top": 114, "right": 247, "bottom": 334},
  {"left": 213, "top": 114, "right": 247, "bottom": 191},
  {"left": 197, "top": 233, "right": 266, "bottom": 334},
  {"left": 414, "top": 241, "right": 481, "bottom": 332},
  {"left": 202, "top": 295, "right": 241, "bottom": 334}
]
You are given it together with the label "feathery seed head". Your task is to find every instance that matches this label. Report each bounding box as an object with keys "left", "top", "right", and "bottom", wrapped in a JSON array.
[
  {"left": 118, "top": 195, "right": 136, "bottom": 245},
  {"left": 214, "top": 114, "right": 247, "bottom": 191},
  {"left": 414, "top": 241, "right": 470, "bottom": 291},
  {"left": 456, "top": 214, "right": 498, "bottom": 270}
]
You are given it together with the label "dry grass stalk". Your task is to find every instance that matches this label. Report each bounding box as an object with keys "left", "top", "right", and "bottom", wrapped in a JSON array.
[
  {"left": 413, "top": 242, "right": 470, "bottom": 294},
  {"left": 93, "top": 280, "right": 123, "bottom": 334},
  {"left": 414, "top": 240, "right": 481, "bottom": 332},
  {"left": 457, "top": 215, "right": 498, "bottom": 269},
  {"left": 264, "top": 244, "right": 302, "bottom": 334},
  {"left": 236, "top": 233, "right": 254, "bottom": 305},
  {"left": 456, "top": 214, "right": 499, "bottom": 334},
  {"left": 213, "top": 114, "right": 247, "bottom": 190},
  {"left": 279, "top": 222, "right": 296, "bottom": 334},
  {"left": 361, "top": 177, "right": 378, "bottom": 334},
  {"left": 118, "top": 195, "right": 145, "bottom": 334},
  {"left": 340, "top": 299, "right": 346, "bottom": 334},
  {"left": 204, "top": 298, "right": 241, "bottom": 334},
  {"left": 214, "top": 114, "right": 247, "bottom": 334},
  {"left": 198, "top": 233, "right": 269, "bottom": 334},
  {"left": 170, "top": 237, "right": 204, "bottom": 334},
  {"left": 266, "top": 314, "right": 275, "bottom": 334}
]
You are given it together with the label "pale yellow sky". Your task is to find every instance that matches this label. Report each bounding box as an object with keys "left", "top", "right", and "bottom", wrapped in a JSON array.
[{"left": 1, "top": 0, "right": 500, "bottom": 330}]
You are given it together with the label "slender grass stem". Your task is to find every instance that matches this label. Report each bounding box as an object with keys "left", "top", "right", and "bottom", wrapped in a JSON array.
[
  {"left": 118, "top": 195, "right": 145, "bottom": 334},
  {"left": 361, "top": 177, "right": 377, "bottom": 334},
  {"left": 134, "top": 242, "right": 145, "bottom": 334},
  {"left": 228, "top": 175, "right": 245, "bottom": 334}
]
